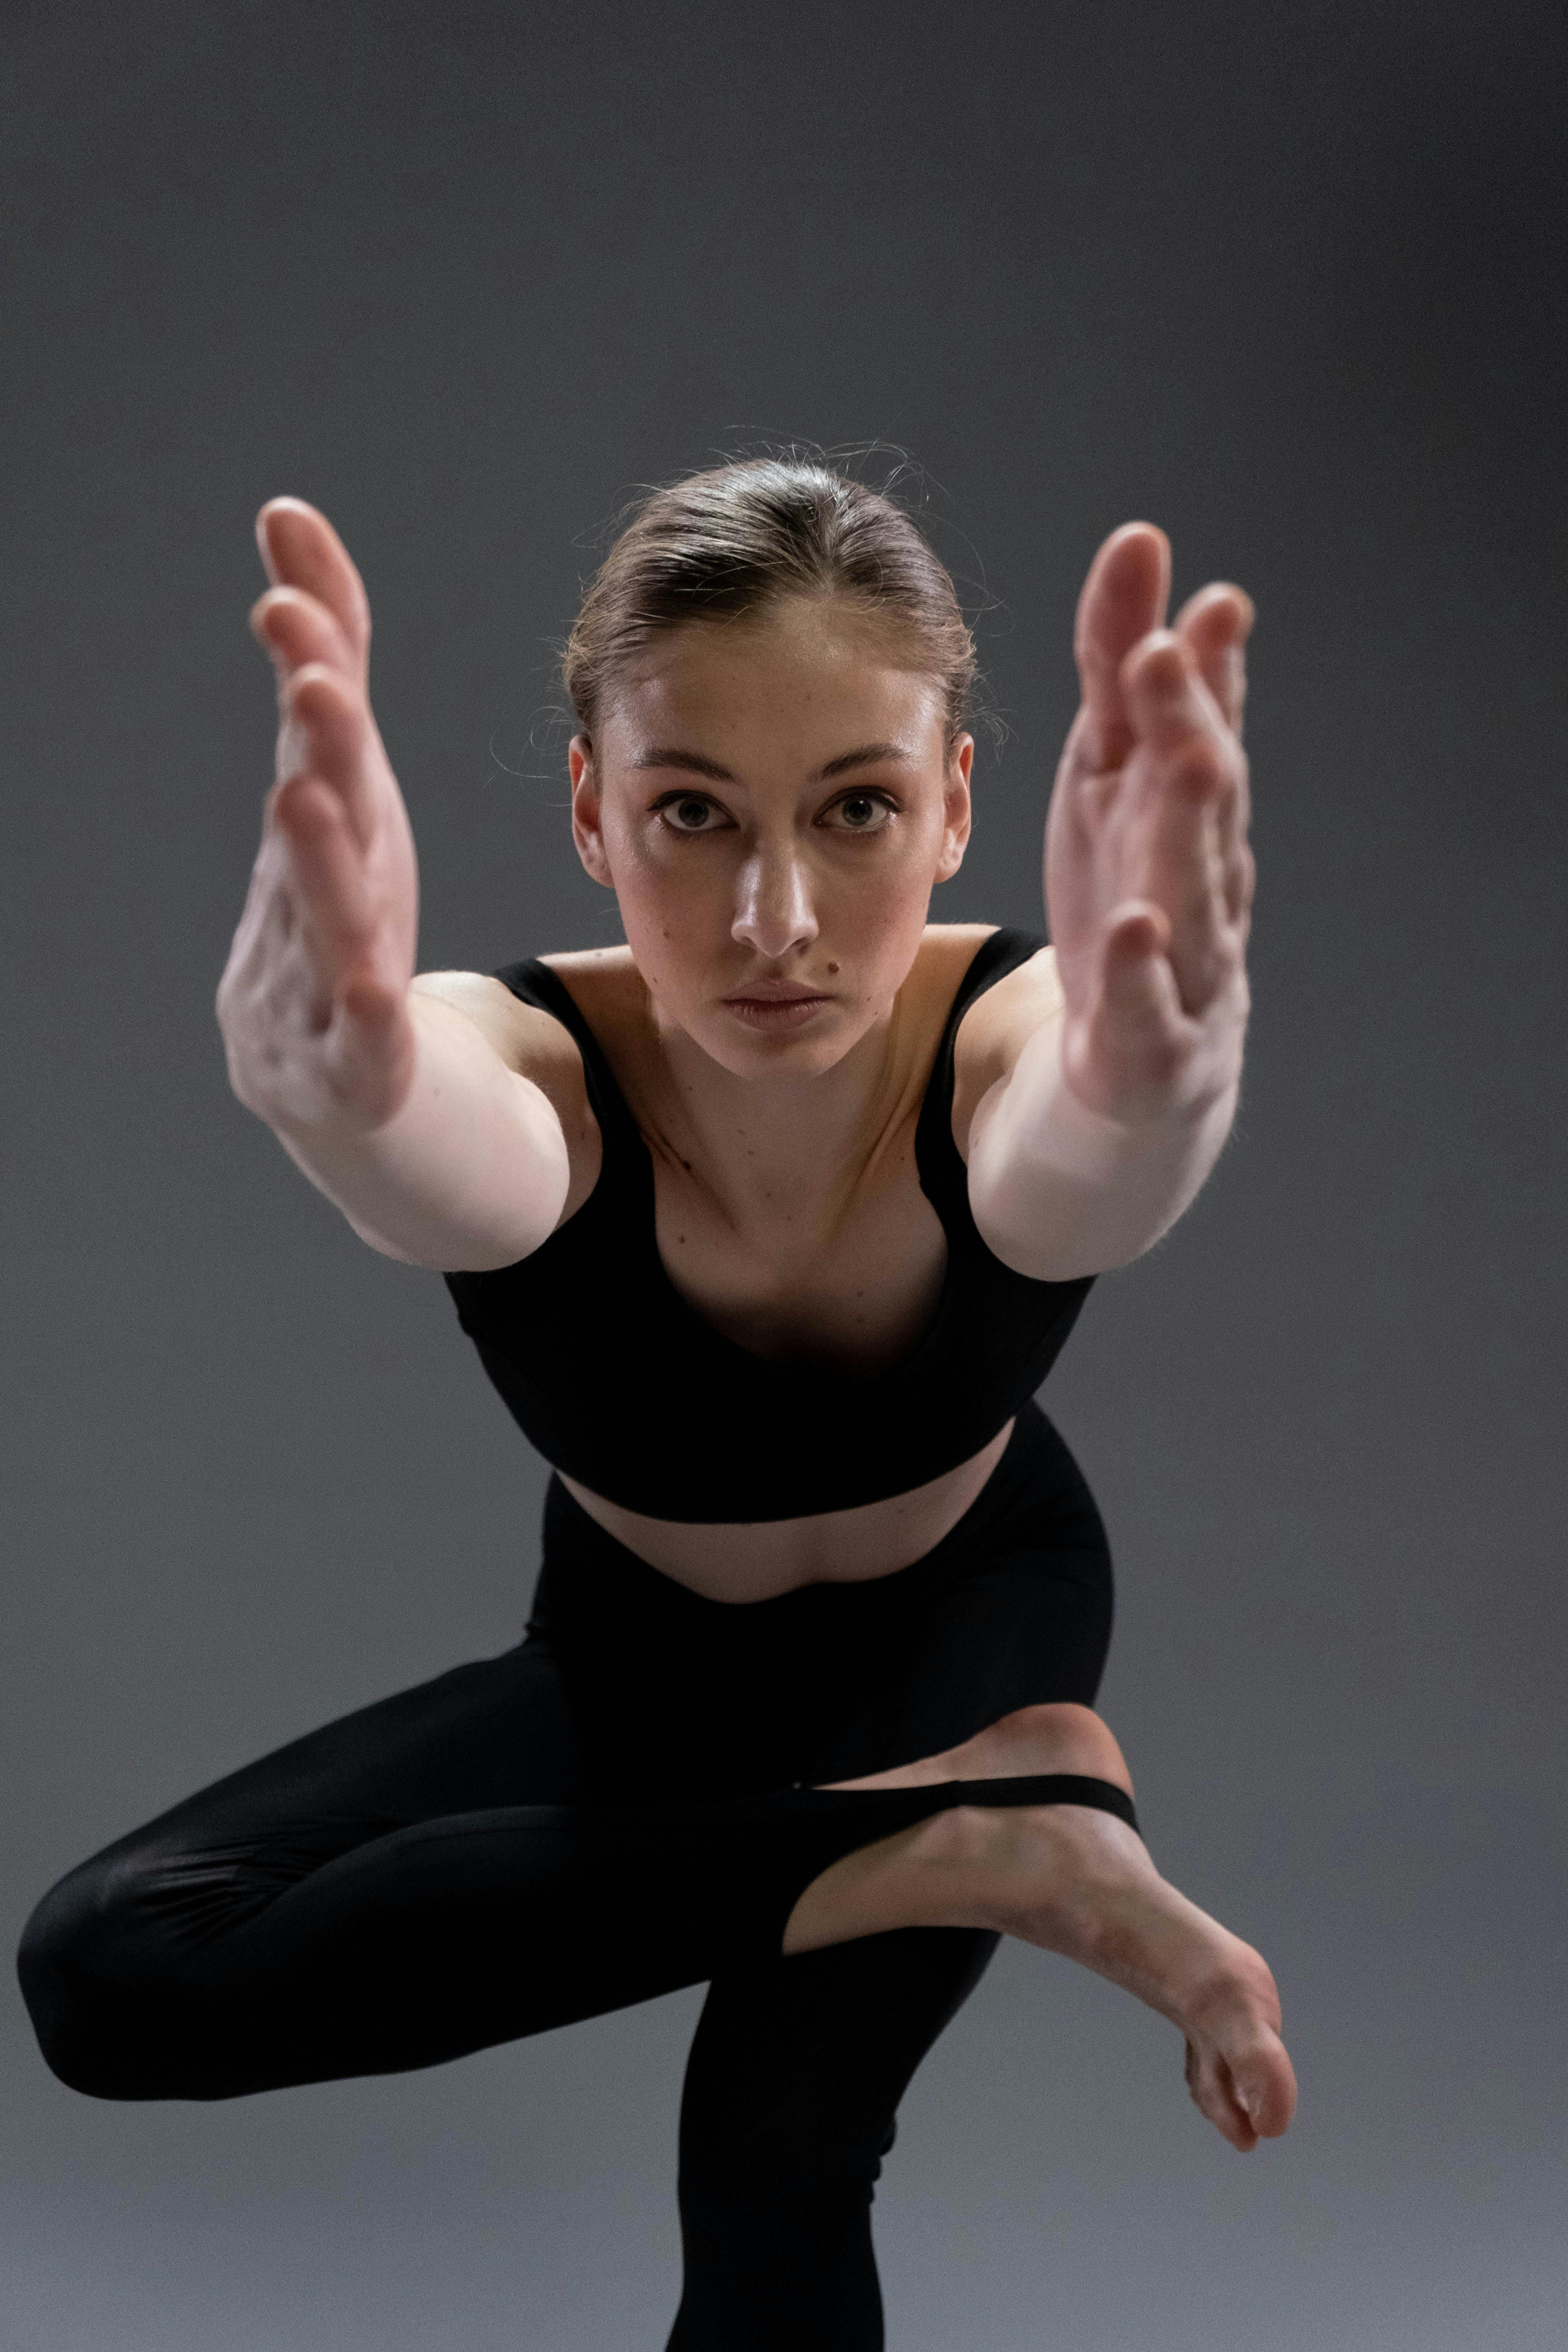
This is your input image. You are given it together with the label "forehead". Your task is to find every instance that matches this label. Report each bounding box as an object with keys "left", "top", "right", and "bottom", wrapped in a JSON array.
[{"left": 600, "top": 599, "right": 945, "bottom": 761}]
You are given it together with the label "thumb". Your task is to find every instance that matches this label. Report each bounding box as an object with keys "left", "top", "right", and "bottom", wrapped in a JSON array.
[
  {"left": 1077, "top": 906, "right": 1191, "bottom": 1106},
  {"left": 323, "top": 972, "right": 417, "bottom": 1125},
  {"left": 1099, "top": 904, "right": 1182, "bottom": 1033},
  {"left": 337, "top": 970, "right": 405, "bottom": 1030}
]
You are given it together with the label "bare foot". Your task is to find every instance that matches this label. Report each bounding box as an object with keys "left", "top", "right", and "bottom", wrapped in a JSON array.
[{"left": 800, "top": 1705, "right": 1298, "bottom": 2153}]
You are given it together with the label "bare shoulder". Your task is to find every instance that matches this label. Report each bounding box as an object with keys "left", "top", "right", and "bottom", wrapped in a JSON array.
[
  {"left": 915, "top": 922, "right": 1001, "bottom": 986},
  {"left": 411, "top": 968, "right": 573, "bottom": 1081},
  {"left": 903, "top": 922, "right": 1003, "bottom": 1032},
  {"left": 535, "top": 945, "right": 646, "bottom": 1029},
  {"left": 944, "top": 933, "right": 1063, "bottom": 1161},
  {"left": 409, "top": 962, "right": 606, "bottom": 1218}
]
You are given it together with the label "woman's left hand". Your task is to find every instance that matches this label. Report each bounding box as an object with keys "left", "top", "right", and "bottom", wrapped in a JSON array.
[{"left": 1043, "top": 523, "right": 1255, "bottom": 1125}]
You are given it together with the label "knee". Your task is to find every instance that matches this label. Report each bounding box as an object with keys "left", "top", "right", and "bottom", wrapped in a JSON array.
[{"left": 17, "top": 1849, "right": 195, "bottom": 2100}]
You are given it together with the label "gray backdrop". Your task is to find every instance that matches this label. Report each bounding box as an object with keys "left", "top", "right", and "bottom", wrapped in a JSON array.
[{"left": 4, "top": 3, "right": 1564, "bottom": 2346}]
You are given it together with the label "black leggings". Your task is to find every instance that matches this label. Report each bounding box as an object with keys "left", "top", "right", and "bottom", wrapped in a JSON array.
[{"left": 18, "top": 1401, "right": 1130, "bottom": 2350}]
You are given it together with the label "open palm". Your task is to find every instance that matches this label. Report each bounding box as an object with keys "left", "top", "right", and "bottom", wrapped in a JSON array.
[
  {"left": 217, "top": 501, "right": 420, "bottom": 1134},
  {"left": 1045, "top": 523, "right": 1255, "bottom": 1126}
]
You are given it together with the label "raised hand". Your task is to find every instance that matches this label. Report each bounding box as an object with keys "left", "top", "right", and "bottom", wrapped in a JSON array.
[
  {"left": 1044, "top": 524, "right": 1255, "bottom": 1126},
  {"left": 216, "top": 501, "right": 420, "bottom": 1135}
]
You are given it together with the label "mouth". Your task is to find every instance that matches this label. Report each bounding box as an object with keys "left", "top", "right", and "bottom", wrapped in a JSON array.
[{"left": 720, "top": 982, "right": 835, "bottom": 1031}]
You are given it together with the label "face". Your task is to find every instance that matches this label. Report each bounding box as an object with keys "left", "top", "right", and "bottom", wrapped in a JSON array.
[{"left": 569, "top": 597, "right": 973, "bottom": 1076}]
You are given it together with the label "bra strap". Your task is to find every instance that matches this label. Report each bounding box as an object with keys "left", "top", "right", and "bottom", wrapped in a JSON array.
[
  {"left": 914, "top": 926, "right": 1048, "bottom": 1217},
  {"left": 493, "top": 957, "right": 643, "bottom": 1155}
]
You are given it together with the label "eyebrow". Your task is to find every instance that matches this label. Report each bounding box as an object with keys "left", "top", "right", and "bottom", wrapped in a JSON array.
[
  {"left": 631, "top": 746, "right": 736, "bottom": 782},
  {"left": 631, "top": 741, "right": 916, "bottom": 785}
]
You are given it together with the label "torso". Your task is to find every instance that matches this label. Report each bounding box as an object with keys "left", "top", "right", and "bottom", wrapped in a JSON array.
[
  {"left": 557, "top": 1432, "right": 1017, "bottom": 1604},
  {"left": 423, "top": 924, "right": 1063, "bottom": 1603}
]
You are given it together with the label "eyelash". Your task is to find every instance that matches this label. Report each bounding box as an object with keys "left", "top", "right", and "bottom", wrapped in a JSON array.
[{"left": 652, "top": 790, "right": 900, "bottom": 837}]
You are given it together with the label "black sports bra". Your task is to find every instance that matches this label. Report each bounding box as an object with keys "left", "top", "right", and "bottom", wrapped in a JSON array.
[{"left": 444, "top": 927, "right": 1094, "bottom": 1522}]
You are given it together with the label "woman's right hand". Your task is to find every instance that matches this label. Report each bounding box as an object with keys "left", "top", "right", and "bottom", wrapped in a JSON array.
[{"left": 216, "top": 500, "right": 419, "bottom": 1136}]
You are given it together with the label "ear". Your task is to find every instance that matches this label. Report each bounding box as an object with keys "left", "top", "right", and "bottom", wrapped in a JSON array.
[
  {"left": 934, "top": 733, "right": 974, "bottom": 883},
  {"left": 569, "top": 736, "right": 616, "bottom": 888}
]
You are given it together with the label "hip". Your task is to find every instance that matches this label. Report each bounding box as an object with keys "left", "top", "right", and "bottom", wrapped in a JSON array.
[{"left": 528, "top": 1400, "right": 1115, "bottom": 1791}]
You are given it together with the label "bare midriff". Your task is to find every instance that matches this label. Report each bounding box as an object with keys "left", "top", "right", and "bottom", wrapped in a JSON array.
[{"left": 558, "top": 1416, "right": 1016, "bottom": 1603}]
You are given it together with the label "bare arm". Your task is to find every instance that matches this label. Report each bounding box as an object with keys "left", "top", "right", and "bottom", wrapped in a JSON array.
[
  {"left": 965, "top": 525, "right": 1254, "bottom": 1280},
  {"left": 216, "top": 500, "right": 569, "bottom": 1270}
]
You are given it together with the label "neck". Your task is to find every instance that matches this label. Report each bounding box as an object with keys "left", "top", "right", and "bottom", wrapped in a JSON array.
[{"left": 644, "top": 989, "right": 922, "bottom": 1217}]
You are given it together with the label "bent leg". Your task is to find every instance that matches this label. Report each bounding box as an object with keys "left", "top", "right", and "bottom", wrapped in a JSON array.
[
  {"left": 16, "top": 1643, "right": 1071, "bottom": 2106},
  {"left": 667, "top": 1926, "right": 998, "bottom": 2352},
  {"left": 13, "top": 1637, "right": 690, "bottom": 2101}
]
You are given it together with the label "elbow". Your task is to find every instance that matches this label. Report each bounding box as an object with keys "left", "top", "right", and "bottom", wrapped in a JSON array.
[{"left": 344, "top": 1217, "right": 425, "bottom": 1265}]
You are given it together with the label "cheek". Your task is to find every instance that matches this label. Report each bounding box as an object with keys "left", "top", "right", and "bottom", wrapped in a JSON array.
[
  {"left": 601, "top": 824, "right": 731, "bottom": 989},
  {"left": 837, "top": 875, "right": 932, "bottom": 984},
  {"left": 819, "top": 824, "right": 942, "bottom": 927}
]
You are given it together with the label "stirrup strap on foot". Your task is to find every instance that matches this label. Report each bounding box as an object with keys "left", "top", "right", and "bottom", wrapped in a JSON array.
[{"left": 927, "top": 1772, "right": 1139, "bottom": 1836}]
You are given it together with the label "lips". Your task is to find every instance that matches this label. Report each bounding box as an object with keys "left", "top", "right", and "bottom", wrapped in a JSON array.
[
  {"left": 723, "top": 984, "right": 827, "bottom": 1003},
  {"left": 721, "top": 983, "right": 834, "bottom": 1029}
]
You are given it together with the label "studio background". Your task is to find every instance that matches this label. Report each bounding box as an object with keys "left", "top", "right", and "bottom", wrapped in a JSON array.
[{"left": 3, "top": 4, "right": 1563, "bottom": 2346}]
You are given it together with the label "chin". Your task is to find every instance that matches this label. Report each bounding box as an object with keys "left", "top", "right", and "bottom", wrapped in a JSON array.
[{"left": 699, "top": 1003, "right": 858, "bottom": 1077}]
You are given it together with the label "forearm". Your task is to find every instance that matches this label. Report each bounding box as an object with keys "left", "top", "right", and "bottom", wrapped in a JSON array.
[
  {"left": 259, "top": 993, "right": 569, "bottom": 1269},
  {"left": 969, "top": 1019, "right": 1239, "bottom": 1281}
]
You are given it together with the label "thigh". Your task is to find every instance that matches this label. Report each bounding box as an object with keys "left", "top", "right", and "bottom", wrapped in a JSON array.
[
  {"left": 29, "top": 1632, "right": 585, "bottom": 1966},
  {"left": 806, "top": 1410, "right": 1117, "bottom": 1785},
  {"left": 116, "top": 1632, "right": 586, "bottom": 1878},
  {"left": 669, "top": 1926, "right": 1000, "bottom": 2350}
]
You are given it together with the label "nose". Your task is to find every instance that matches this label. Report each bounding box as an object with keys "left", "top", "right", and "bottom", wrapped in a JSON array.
[{"left": 731, "top": 843, "right": 819, "bottom": 960}]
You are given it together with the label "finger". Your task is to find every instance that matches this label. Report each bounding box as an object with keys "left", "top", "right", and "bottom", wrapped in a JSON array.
[
  {"left": 281, "top": 663, "right": 377, "bottom": 851},
  {"left": 251, "top": 585, "right": 360, "bottom": 688},
  {"left": 1173, "top": 582, "right": 1253, "bottom": 741},
  {"left": 272, "top": 775, "right": 377, "bottom": 986},
  {"left": 1137, "top": 745, "right": 1243, "bottom": 1015},
  {"left": 1071, "top": 523, "right": 1171, "bottom": 773},
  {"left": 1116, "top": 638, "right": 1249, "bottom": 1010},
  {"left": 1121, "top": 628, "right": 1235, "bottom": 760},
  {"left": 256, "top": 499, "right": 371, "bottom": 676},
  {"left": 1169, "top": 589, "right": 1255, "bottom": 919}
]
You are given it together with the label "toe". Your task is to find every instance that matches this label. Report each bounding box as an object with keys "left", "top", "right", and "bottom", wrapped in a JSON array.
[
  {"left": 1187, "top": 2040, "right": 1259, "bottom": 2151},
  {"left": 1186, "top": 2021, "right": 1297, "bottom": 2150},
  {"left": 1233, "top": 2031, "right": 1298, "bottom": 2139}
]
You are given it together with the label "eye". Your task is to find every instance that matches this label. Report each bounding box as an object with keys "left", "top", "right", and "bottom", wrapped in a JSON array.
[
  {"left": 822, "top": 791, "right": 897, "bottom": 834},
  {"left": 655, "top": 792, "right": 727, "bottom": 834}
]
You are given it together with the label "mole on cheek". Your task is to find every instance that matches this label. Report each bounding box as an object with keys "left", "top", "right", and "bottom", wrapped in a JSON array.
[{"left": 827, "top": 961, "right": 840, "bottom": 975}]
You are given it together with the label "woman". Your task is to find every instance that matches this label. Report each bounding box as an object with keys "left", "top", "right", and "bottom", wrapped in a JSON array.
[{"left": 19, "top": 460, "right": 1296, "bottom": 2348}]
